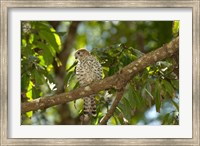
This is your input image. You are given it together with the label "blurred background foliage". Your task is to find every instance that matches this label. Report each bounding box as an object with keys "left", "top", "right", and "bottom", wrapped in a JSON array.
[{"left": 21, "top": 21, "right": 179, "bottom": 125}]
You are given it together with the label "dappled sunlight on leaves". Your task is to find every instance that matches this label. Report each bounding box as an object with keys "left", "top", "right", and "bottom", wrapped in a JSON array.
[{"left": 21, "top": 21, "right": 179, "bottom": 125}]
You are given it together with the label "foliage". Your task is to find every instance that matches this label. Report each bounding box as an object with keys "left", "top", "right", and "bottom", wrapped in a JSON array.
[{"left": 21, "top": 21, "right": 179, "bottom": 125}]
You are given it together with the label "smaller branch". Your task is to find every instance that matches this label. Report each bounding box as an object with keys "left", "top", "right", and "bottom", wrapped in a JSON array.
[{"left": 99, "top": 89, "right": 125, "bottom": 125}]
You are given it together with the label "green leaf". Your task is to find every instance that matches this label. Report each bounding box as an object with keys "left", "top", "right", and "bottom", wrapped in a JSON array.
[
  {"left": 113, "top": 115, "right": 120, "bottom": 125},
  {"left": 162, "top": 80, "right": 174, "bottom": 98},
  {"left": 26, "top": 111, "right": 33, "bottom": 118},
  {"left": 162, "top": 113, "right": 170, "bottom": 125},
  {"left": 26, "top": 81, "right": 33, "bottom": 101},
  {"left": 121, "top": 53, "right": 132, "bottom": 66},
  {"left": 132, "top": 89, "right": 144, "bottom": 109},
  {"left": 22, "top": 44, "right": 33, "bottom": 57},
  {"left": 32, "top": 87, "right": 40, "bottom": 99},
  {"left": 121, "top": 97, "right": 132, "bottom": 121},
  {"left": 36, "top": 42, "right": 53, "bottom": 65},
  {"left": 172, "top": 21, "right": 179, "bottom": 37},
  {"left": 171, "top": 99, "right": 179, "bottom": 111},
  {"left": 22, "top": 39, "right": 27, "bottom": 47},
  {"left": 34, "top": 21, "right": 51, "bottom": 30},
  {"left": 66, "top": 61, "right": 77, "bottom": 72},
  {"left": 108, "top": 66, "right": 119, "bottom": 76},
  {"left": 64, "top": 71, "right": 75, "bottom": 85},
  {"left": 43, "top": 47, "right": 54, "bottom": 66},
  {"left": 115, "top": 107, "right": 124, "bottom": 125},
  {"left": 38, "top": 30, "right": 60, "bottom": 53},
  {"left": 29, "top": 34, "right": 34, "bottom": 44},
  {"left": 21, "top": 74, "right": 30, "bottom": 91},
  {"left": 153, "top": 81, "right": 161, "bottom": 112},
  {"left": 73, "top": 82, "right": 80, "bottom": 90},
  {"left": 126, "top": 85, "right": 136, "bottom": 109},
  {"left": 53, "top": 33, "right": 61, "bottom": 51},
  {"left": 170, "top": 79, "right": 179, "bottom": 90},
  {"left": 34, "top": 70, "right": 44, "bottom": 85}
]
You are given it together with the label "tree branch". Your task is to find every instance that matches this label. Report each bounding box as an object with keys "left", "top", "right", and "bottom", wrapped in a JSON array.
[
  {"left": 99, "top": 89, "right": 125, "bottom": 125},
  {"left": 21, "top": 37, "right": 179, "bottom": 114}
]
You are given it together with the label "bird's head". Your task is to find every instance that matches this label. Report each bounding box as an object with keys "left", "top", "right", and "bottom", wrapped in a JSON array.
[{"left": 75, "top": 49, "right": 90, "bottom": 61}]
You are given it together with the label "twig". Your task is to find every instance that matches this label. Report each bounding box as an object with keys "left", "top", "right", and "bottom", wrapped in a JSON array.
[{"left": 99, "top": 89, "right": 125, "bottom": 125}]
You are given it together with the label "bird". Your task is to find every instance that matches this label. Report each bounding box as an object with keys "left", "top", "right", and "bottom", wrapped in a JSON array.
[{"left": 75, "top": 48, "right": 102, "bottom": 124}]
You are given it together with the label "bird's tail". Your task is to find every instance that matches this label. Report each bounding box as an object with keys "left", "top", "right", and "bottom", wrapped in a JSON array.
[{"left": 81, "top": 95, "right": 96, "bottom": 125}]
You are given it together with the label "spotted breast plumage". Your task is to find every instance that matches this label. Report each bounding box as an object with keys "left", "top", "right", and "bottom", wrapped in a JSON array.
[{"left": 75, "top": 49, "right": 102, "bottom": 124}]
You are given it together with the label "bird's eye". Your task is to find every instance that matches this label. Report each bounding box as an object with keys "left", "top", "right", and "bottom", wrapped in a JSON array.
[{"left": 77, "top": 52, "right": 80, "bottom": 55}]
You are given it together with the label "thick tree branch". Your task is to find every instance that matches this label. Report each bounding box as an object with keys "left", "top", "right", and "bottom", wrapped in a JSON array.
[
  {"left": 99, "top": 89, "right": 125, "bottom": 125},
  {"left": 21, "top": 37, "right": 179, "bottom": 114}
]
